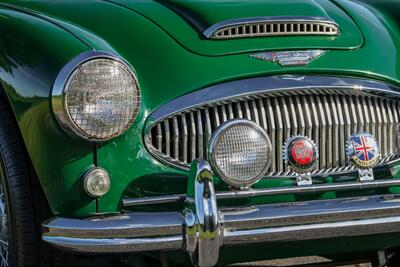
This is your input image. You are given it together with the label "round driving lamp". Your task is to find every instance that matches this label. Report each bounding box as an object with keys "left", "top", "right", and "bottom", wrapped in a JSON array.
[
  {"left": 52, "top": 51, "right": 140, "bottom": 141},
  {"left": 83, "top": 168, "right": 111, "bottom": 198},
  {"left": 208, "top": 119, "right": 272, "bottom": 188}
]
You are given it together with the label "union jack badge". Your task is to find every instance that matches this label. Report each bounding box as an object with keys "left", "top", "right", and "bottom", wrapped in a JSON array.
[{"left": 346, "top": 132, "right": 380, "bottom": 181}]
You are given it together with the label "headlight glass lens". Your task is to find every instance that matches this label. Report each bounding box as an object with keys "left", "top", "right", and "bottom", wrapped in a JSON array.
[
  {"left": 209, "top": 119, "right": 272, "bottom": 187},
  {"left": 64, "top": 58, "right": 140, "bottom": 140}
]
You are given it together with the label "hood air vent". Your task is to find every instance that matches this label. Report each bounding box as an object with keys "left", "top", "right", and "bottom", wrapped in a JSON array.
[{"left": 203, "top": 16, "right": 340, "bottom": 40}]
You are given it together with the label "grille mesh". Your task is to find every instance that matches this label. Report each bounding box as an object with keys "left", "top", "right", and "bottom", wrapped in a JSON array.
[
  {"left": 209, "top": 20, "right": 339, "bottom": 39},
  {"left": 147, "top": 91, "right": 400, "bottom": 176}
]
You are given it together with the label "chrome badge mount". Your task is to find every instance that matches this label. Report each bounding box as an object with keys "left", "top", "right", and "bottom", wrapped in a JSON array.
[
  {"left": 283, "top": 136, "right": 318, "bottom": 186},
  {"left": 250, "top": 50, "right": 325, "bottom": 67},
  {"left": 346, "top": 132, "right": 380, "bottom": 181}
]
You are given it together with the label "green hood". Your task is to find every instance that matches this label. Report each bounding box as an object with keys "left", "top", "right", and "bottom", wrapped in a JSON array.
[
  {"left": 106, "top": 0, "right": 363, "bottom": 55},
  {"left": 2, "top": 0, "right": 364, "bottom": 56}
]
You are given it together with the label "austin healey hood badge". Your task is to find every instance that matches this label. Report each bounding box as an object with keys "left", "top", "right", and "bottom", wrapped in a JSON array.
[
  {"left": 250, "top": 50, "right": 325, "bottom": 67},
  {"left": 283, "top": 136, "right": 318, "bottom": 186},
  {"left": 346, "top": 132, "right": 380, "bottom": 181}
]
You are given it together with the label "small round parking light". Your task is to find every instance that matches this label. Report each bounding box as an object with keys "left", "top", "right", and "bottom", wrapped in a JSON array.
[
  {"left": 83, "top": 168, "right": 111, "bottom": 198},
  {"left": 208, "top": 119, "right": 272, "bottom": 188}
]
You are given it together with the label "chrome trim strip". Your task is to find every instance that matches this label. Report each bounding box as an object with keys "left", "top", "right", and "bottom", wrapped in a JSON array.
[
  {"left": 203, "top": 16, "right": 340, "bottom": 39},
  {"left": 222, "top": 195, "right": 400, "bottom": 230},
  {"left": 44, "top": 194, "right": 400, "bottom": 253},
  {"left": 42, "top": 235, "right": 183, "bottom": 253},
  {"left": 146, "top": 76, "right": 400, "bottom": 128},
  {"left": 42, "top": 212, "right": 183, "bottom": 238},
  {"left": 215, "top": 179, "right": 400, "bottom": 200},
  {"left": 122, "top": 178, "right": 400, "bottom": 207},
  {"left": 224, "top": 216, "right": 400, "bottom": 244},
  {"left": 144, "top": 75, "right": 400, "bottom": 172},
  {"left": 122, "top": 194, "right": 187, "bottom": 207}
]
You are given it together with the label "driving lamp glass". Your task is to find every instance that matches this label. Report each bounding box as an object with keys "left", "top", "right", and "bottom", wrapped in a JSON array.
[{"left": 208, "top": 119, "right": 272, "bottom": 187}]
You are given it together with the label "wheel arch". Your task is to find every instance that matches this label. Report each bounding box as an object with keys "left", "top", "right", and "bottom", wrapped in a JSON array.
[{"left": 0, "top": 6, "right": 99, "bottom": 216}]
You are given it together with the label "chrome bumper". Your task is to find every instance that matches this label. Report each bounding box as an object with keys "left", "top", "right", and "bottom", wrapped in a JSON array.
[{"left": 43, "top": 160, "right": 400, "bottom": 267}]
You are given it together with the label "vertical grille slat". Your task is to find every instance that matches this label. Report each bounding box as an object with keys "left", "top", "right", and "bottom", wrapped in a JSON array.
[
  {"left": 386, "top": 100, "right": 395, "bottom": 154},
  {"left": 274, "top": 98, "right": 284, "bottom": 172},
  {"left": 361, "top": 96, "right": 370, "bottom": 134},
  {"left": 380, "top": 99, "right": 387, "bottom": 155},
  {"left": 181, "top": 115, "right": 188, "bottom": 163},
  {"left": 334, "top": 95, "right": 345, "bottom": 166},
  {"left": 244, "top": 101, "right": 252, "bottom": 120},
  {"left": 310, "top": 96, "right": 320, "bottom": 169},
  {"left": 288, "top": 97, "right": 299, "bottom": 136},
  {"left": 329, "top": 95, "right": 339, "bottom": 167},
  {"left": 342, "top": 96, "right": 352, "bottom": 145},
  {"left": 281, "top": 97, "right": 291, "bottom": 172},
  {"left": 294, "top": 96, "right": 304, "bottom": 136},
  {"left": 213, "top": 106, "right": 221, "bottom": 128},
  {"left": 172, "top": 117, "right": 179, "bottom": 159},
  {"left": 323, "top": 95, "right": 333, "bottom": 169},
  {"left": 374, "top": 98, "right": 383, "bottom": 155},
  {"left": 227, "top": 103, "right": 234, "bottom": 120},
  {"left": 149, "top": 92, "right": 399, "bottom": 177},
  {"left": 355, "top": 96, "right": 365, "bottom": 132},
  {"left": 266, "top": 98, "right": 276, "bottom": 172},
  {"left": 221, "top": 105, "right": 228, "bottom": 123},
  {"left": 367, "top": 97, "right": 376, "bottom": 138},
  {"left": 258, "top": 99, "right": 268, "bottom": 131},
  {"left": 189, "top": 112, "right": 196, "bottom": 162},
  {"left": 204, "top": 109, "right": 212, "bottom": 155},
  {"left": 316, "top": 95, "right": 326, "bottom": 169},
  {"left": 302, "top": 96, "right": 313, "bottom": 141},
  {"left": 156, "top": 124, "right": 162, "bottom": 152},
  {"left": 196, "top": 110, "right": 203, "bottom": 159},
  {"left": 392, "top": 101, "right": 399, "bottom": 153},
  {"left": 235, "top": 102, "right": 243, "bottom": 118},
  {"left": 349, "top": 95, "right": 358, "bottom": 134},
  {"left": 164, "top": 120, "right": 171, "bottom": 157},
  {"left": 251, "top": 100, "right": 260, "bottom": 125}
]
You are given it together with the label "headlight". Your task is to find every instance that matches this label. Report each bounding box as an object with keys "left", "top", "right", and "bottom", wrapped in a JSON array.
[
  {"left": 208, "top": 119, "right": 272, "bottom": 188},
  {"left": 52, "top": 51, "right": 140, "bottom": 141}
]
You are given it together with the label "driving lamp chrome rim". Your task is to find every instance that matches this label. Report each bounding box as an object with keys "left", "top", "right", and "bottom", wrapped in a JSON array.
[
  {"left": 208, "top": 119, "right": 272, "bottom": 188},
  {"left": 51, "top": 51, "right": 140, "bottom": 142}
]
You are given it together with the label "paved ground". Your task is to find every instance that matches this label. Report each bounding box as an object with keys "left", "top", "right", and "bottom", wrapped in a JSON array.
[
  {"left": 231, "top": 257, "right": 372, "bottom": 266},
  {"left": 69, "top": 255, "right": 372, "bottom": 267}
]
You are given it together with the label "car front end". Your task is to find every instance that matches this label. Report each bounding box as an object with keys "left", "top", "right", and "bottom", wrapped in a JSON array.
[{"left": 1, "top": 0, "right": 400, "bottom": 266}]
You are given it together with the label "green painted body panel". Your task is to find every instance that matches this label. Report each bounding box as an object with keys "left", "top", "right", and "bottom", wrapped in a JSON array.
[
  {"left": 0, "top": 0, "right": 399, "bottom": 261},
  {"left": 109, "top": 0, "right": 364, "bottom": 55}
]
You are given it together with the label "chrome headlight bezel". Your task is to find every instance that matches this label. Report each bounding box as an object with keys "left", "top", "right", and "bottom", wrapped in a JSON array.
[
  {"left": 208, "top": 119, "right": 272, "bottom": 188},
  {"left": 52, "top": 51, "right": 140, "bottom": 142}
]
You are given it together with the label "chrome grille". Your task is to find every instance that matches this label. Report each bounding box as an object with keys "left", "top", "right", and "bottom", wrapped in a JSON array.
[
  {"left": 147, "top": 90, "right": 400, "bottom": 177},
  {"left": 204, "top": 17, "right": 340, "bottom": 40}
]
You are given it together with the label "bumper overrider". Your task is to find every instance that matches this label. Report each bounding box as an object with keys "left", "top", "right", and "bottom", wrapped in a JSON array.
[{"left": 42, "top": 160, "right": 400, "bottom": 266}]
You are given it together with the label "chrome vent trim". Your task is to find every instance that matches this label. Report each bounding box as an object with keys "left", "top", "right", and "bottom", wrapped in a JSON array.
[
  {"left": 203, "top": 16, "right": 340, "bottom": 40},
  {"left": 144, "top": 76, "right": 400, "bottom": 178}
]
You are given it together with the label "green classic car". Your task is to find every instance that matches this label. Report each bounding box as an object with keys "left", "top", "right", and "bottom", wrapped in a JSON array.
[{"left": 0, "top": 0, "right": 400, "bottom": 266}]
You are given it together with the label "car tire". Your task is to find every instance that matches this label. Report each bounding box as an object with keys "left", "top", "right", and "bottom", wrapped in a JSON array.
[{"left": 0, "top": 101, "right": 64, "bottom": 267}]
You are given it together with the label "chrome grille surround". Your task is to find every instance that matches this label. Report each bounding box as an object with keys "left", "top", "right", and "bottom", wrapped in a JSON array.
[
  {"left": 145, "top": 76, "right": 400, "bottom": 177},
  {"left": 203, "top": 16, "right": 340, "bottom": 40}
]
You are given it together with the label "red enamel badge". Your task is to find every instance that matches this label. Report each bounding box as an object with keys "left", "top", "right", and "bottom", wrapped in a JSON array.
[
  {"left": 291, "top": 140, "right": 314, "bottom": 165},
  {"left": 283, "top": 136, "right": 318, "bottom": 173}
]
